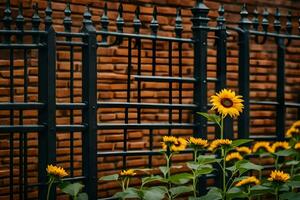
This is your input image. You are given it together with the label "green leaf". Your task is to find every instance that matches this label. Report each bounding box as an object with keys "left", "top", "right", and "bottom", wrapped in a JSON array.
[
  {"left": 287, "top": 181, "right": 300, "bottom": 188},
  {"left": 99, "top": 174, "right": 119, "bottom": 181},
  {"left": 286, "top": 160, "right": 300, "bottom": 166},
  {"left": 159, "top": 166, "right": 168, "bottom": 177},
  {"left": 77, "top": 193, "right": 88, "bottom": 200},
  {"left": 143, "top": 186, "right": 167, "bottom": 200},
  {"left": 142, "top": 175, "right": 166, "bottom": 186},
  {"left": 199, "top": 187, "right": 222, "bottom": 200},
  {"left": 231, "top": 139, "right": 253, "bottom": 148},
  {"left": 169, "top": 173, "right": 193, "bottom": 185},
  {"left": 195, "top": 167, "right": 214, "bottom": 176},
  {"left": 170, "top": 186, "right": 193, "bottom": 198},
  {"left": 114, "top": 188, "right": 141, "bottom": 199},
  {"left": 226, "top": 187, "right": 247, "bottom": 198},
  {"left": 197, "top": 112, "right": 221, "bottom": 124},
  {"left": 274, "top": 149, "right": 295, "bottom": 157},
  {"left": 238, "top": 161, "right": 264, "bottom": 172},
  {"left": 197, "top": 155, "right": 221, "bottom": 165},
  {"left": 61, "top": 183, "right": 84, "bottom": 197},
  {"left": 249, "top": 185, "right": 272, "bottom": 197},
  {"left": 279, "top": 192, "right": 300, "bottom": 200}
]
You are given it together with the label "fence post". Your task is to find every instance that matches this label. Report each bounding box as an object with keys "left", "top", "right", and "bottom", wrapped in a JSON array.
[
  {"left": 191, "top": 0, "right": 209, "bottom": 195},
  {"left": 215, "top": 5, "right": 233, "bottom": 139},
  {"left": 238, "top": 5, "right": 251, "bottom": 139},
  {"left": 274, "top": 9, "right": 285, "bottom": 140},
  {"left": 38, "top": 27, "right": 56, "bottom": 200},
  {"left": 81, "top": 6, "right": 98, "bottom": 199},
  {"left": 191, "top": 0, "right": 209, "bottom": 139}
]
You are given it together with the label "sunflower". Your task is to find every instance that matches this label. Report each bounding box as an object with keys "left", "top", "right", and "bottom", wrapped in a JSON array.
[
  {"left": 208, "top": 139, "right": 232, "bottom": 151},
  {"left": 120, "top": 169, "right": 136, "bottom": 177},
  {"left": 271, "top": 141, "right": 290, "bottom": 153},
  {"left": 170, "top": 137, "right": 187, "bottom": 152},
  {"left": 252, "top": 142, "right": 273, "bottom": 153},
  {"left": 188, "top": 137, "right": 208, "bottom": 149},
  {"left": 235, "top": 176, "right": 260, "bottom": 187},
  {"left": 267, "top": 170, "right": 290, "bottom": 183},
  {"left": 162, "top": 136, "right": 178, "bottom": 151},
  {"left": 225, "top": 152, "right": 243, "bottom": 162},
  {"left": 292, "top": 120, "right": 300, "bottom": 129},
  {"left": 210, "top": 89, "right": 244, "bottom": 118},
  {"left": 286, "top": 127, "right": 300, "bottom": 138},
  {"left": 294, "top": 142, "right": 300, "bottom": 150},
  {"left": 236, "top": 146, "right": 252, "bottom": 155},
  {"left": 46, "top": 165, "right": 68, "bottom": 178}
]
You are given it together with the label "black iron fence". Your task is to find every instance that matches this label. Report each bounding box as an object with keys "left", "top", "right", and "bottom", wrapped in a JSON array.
[{"left": 0, "top": 0, "right": 299, "bottom": 199}]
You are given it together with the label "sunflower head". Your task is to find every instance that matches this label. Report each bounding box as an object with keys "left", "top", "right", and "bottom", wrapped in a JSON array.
[
  {"left": 225, "top": 152, "right": 243, "bottom": 162},
  {"left": 294, "top": 142, "right": 300, "bottom": 150},
  {"left": 267, "top": 170, "right": 290, "bottom": 183},
  {"left": 170, "top": 138, "right": 187, "bottom": 152},
  {"left": 252, "top": 142, "right": 273, "bottom": 153},
  {"left": 210, "top": 89, "right": 244, "bottom": 118},
  {"left": 271, "top": 141, "right": 290, "bottom": 153},
  {"left": 120, "top": 169, "right": 136, "bottom": 177},
  {"left": 162, "top": 136, "right": 187, "bottom": 152},
  {"left": 292, "top": 120, "right": 300, "bottom": 129},
  {"left": 286, "top": 127, "right": 300, "bottom": 138},
  {"left": 208, "top": 139, "right": 232, "bottom": 152},
  {"left": 46, "top": 165, "right": 68, "bottom": 178},
  {"left": 235, "top": 176, "right": 260, "bottom": 187},
  {"left": 236, "top": 146, "right": 252, "bottom": 155},
  {"left": 188, "top": 137, "right": 208, "bottom": 150}
]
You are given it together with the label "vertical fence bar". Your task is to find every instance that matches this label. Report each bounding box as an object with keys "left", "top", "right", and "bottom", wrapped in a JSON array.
[
  {"left": 191, "top": 0, "right": 209, "bottom": 138},
  {"left": 274, "top": 9, "right": 286, "bottom": 140},
  {"left": 215, "top": 5, "right": 233, "bottom": 139},
  {"left": 191, "top": 0, "right": 209, "bottom": 195},
  {"left": 276, "top": 39, "right": 286, "bottom": 140},
  {"left": 81, "top": 6, "right": 98, "bottom": 199},
  {"left": 237, "top": 5, "right": 251, "bottom": 139},
  {"left": 38, "top": 27, "right": 56, "bottom": 200}
]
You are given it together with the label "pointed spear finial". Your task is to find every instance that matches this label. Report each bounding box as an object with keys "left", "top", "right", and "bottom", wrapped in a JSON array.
[
  {"left": 239, "top": 4, "right": 251, "bottom": 29},
  {"left": 217, "top": 4, "right": 225, "bottom": 27},
  {"left": 274, "top": 8, "right": 281, "bottom": 33},
  {"left": 116, "top": 3, "right": 124, "bottom": 33},
  {"left": 252, "top": 8, "right": 259, "bottom": 30},
  {"left": 133, "top": 6, "right": 142, "bottom": 34},
  {"left": 16, "top": 2, "right": 24, "bottom": 43},
  {"left": 3, "top": 0, "right": 12, "bottom": 31},
  {"left": 101, "top": 2, "right": 109, "bottom": 29},
  {"left": 286, "top": 10, "right": 292, "bottom": 34},
  {"left": 175, "top": 7, "right": 183, "bottom": 37},
  {"left": 45, "top": 0, "right": 53, "bottom": 30},
  {"left": 100, "top": 2, "right": 109, "bottom": 42},
  {"left": 16, "top": 2, "right": 25, "bottom": 30},
  {"left": 150, "top": 6, "right": 159, "bottom": 35},
  {"left": 32, "top": 3, "right": 41, "bottom": 30},
  {"left": 83, "top": 4, "right": 92, "bottom": 26},
  {"left": 262, "top": 8, "right": 269, "bottom": 32},
  {"left": 64, "top": 0, "right": 72, "bottom": 32}
]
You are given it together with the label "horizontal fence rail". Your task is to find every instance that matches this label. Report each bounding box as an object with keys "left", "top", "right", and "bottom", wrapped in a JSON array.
[{"left": 0, "top": 0, "right": 299, "bottom": 199}]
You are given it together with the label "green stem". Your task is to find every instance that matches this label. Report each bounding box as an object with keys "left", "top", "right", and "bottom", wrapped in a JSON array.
[
  {"left": 275, "top": 156, "right": 279, "bottom": 170},
  {"left": 220, "top": 116, "right": 224, "bottom": 139},
  {"left": 121, "top": 179, "right": 126, "bottom": 191},
  {"left": 222, "top": 149, "right": 226, "bottom": 199},
  {"left": 275, "top": 186, "right": 279, "bottom": 200},
  {"left": 46, "top": 177, "right": 55, "bottom": 200},
  {"left": 192, "top": 171, "right": 197, "bottom": 198},
  {"left": 194, "top": 150, "right": 198, "bottom": 162}
]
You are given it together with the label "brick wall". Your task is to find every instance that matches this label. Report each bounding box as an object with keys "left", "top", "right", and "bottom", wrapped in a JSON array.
[{"left": 0, "top": 0, "right": 300, "bottom": 199}]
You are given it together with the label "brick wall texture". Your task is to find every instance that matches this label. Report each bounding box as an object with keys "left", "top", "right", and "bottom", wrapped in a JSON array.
[{"left": 0, "top": 0, "right": 300, "bottom": 199}]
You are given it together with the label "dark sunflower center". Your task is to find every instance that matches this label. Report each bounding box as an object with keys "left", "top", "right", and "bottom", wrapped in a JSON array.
[{"left": 221, "top": 98, "right": 233, "bottom": 108}]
